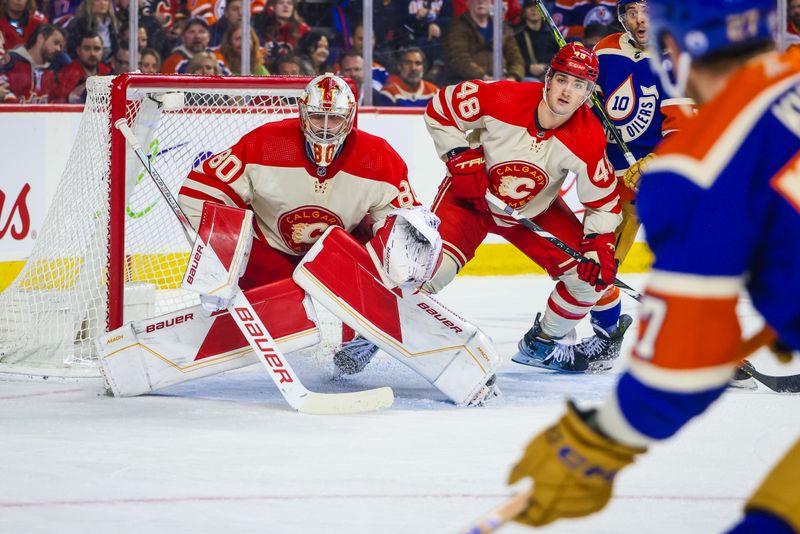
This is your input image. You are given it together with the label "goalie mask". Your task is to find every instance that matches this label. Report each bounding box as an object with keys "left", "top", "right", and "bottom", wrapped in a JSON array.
[{"left": 299, "top": 73, "right": 357, "bottom": 168}]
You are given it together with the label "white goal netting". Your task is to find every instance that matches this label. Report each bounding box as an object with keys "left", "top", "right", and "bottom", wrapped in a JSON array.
[{"left": 0, "top": 75, "right": 311, "bottom": 377}]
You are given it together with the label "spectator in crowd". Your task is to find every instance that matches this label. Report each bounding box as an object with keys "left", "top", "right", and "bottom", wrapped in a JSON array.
[
  {"left": 552, "top": 0, "right": 616, "bottom": 39},
  {"left": 115, "top": 0, "right": 167, "bottom": 59},
  {"left": 296, "top": 29, "right": 330, "bottom": 76},
  {"left": 161, "top": 17, "right": 211, "bottom": 73},
  {"left": 53, "top": 31, "right": 110, "bottom": 102},
  {"left": 514, "top": 0, "right": 558, "bottom": 81},
  {"left": 110, "top": 40, "right": 128, "bottom": 73},
  {"left": 336, "top": 49, "right": 381, "bottom": 105},
  {"left": 67, "top": 0, "right": 120, "bottom": 61},
  {"left": 378, "top": 46, "right": 438, "bottom": 107},
  {"left": 444, "top": 0, "right": 524, "bottom": 82},
  {"left": 449, "top": 0, "right": 522, "bottom": 25},
  {"left": 274, "top": 52, "right": 300, "bottom": 75},
  {"left": 347, "top": 22, "right": 389, "bottom": 90},
  {"left": 788, "top": 0, "right": 800, "bottom": 47},
  {"left": 208, "top": 0, "right": 241, "bottom": 47},
  {"left": 253, "top": 0, "right": 309, "bottom": 68},
  {"left": 0, "top": 23, "right": 65, "bottom": 103},
  {"left": 216, "top": 23, "right": 268, "bottom": 75},
  {"left": 138, "top": 46, "right": 161, "bottom": 72},
  {"left": 580, "top": 21, "right": 612, "bottom": 49},
  {"left": 0, "top": 28, "right": 6, "bottom": 64},
  {"left": 400, "top": 0, "right": 444, "bottom": 82},
  {"left": 142, "top": 0, "right": 180, "bottom": 34},
  {"left": 188, "top": 0, "right": 265, "bottom": 26},
  {"left": 0, "top": 0, "right": 47, "bottom": 51},
  {"left": 185, "top": 48, "right": 221, "bottom": 74},
  {"left": 49, "top": 0, "right": 81, "bottom": 27},
  {"left": 342, "top": 0, "right": 405, "bottom": 53}
]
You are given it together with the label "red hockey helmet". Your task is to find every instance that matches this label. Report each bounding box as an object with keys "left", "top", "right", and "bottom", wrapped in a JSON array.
[{"left": 549, "top": 43, "right": 600, "bottom": 83}]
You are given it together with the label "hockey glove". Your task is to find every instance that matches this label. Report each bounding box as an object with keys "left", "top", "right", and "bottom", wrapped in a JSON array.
[
  {"left": 577, "top": 233, "right": 616, "bottom": 290},
  {"left": 508, "top": 402, "right": 645, "bottom": 527},
  {"left": 445, "top": 147, "right": 489, "bottom": 211},
  {"left": 623, "top": 153, "right": 655, "bottom": 192}
]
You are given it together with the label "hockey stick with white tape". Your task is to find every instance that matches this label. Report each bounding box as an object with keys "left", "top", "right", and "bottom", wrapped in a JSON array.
[{"left": 114, "top": 118, "right": 394, "bottom": 414}]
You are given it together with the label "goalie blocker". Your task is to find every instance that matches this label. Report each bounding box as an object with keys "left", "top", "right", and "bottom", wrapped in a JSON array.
[{"left": 294, "top": 226, "right": 502, "bottom": 406}]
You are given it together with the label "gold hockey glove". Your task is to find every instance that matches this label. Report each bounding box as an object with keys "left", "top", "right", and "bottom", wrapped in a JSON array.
[
  {"left": 508, "top": 401, "right": 646, "bottom": 527},
  {"left": 623, "top": 153, "right": 655, "bottom": 191}
]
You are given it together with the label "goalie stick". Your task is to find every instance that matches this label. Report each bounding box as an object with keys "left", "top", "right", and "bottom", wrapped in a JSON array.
[
  {"left": 460, "top": 332, "right": 798, "bottom": 534},
  {"left": 485, "top": 192, "right": 800, "bottom": 394},
  {"left": 533, "top": 0, "right": 638, "bottom": 167},
  {"left": 114, "top": 118, "right": 394, "bottom": 414}
]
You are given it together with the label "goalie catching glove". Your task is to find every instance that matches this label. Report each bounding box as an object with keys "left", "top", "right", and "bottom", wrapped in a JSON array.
[
  {"left": 367, "top": 205, "right": 443, "bottom": 289},
  {"left": 508, "top": 402, "right": 646, "bottom": 527},
  {"left": 181, "top": 202, "right": 254, "bottom": 312}
]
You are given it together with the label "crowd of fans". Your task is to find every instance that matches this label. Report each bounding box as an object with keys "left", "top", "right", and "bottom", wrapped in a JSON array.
[{"left": 0, "top": 0, "right": 794, "bottom": 106}]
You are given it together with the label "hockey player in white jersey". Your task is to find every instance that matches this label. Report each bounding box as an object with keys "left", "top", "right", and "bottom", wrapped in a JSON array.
[{"left": 421, "top": 43, "right": 623, "bottom": 373}]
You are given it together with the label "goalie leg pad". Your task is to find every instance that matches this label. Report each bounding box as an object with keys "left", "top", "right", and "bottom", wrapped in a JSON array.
[
  {"left": 293, "top": 226, "right": 501, "bottom": 406},
  {"left": 97, "top": 278, "right": 319, "bottom": 397}
]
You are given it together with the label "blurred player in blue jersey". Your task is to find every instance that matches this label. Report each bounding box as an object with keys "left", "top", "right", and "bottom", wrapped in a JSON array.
[
  {"left": 574, "top": 0, "right": 694, "bottom": 363},
  {"left": 507, "top": 0, "right": 800, "bottom": 531}
]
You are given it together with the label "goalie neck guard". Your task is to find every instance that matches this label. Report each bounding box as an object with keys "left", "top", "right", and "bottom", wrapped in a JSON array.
[{"left": 299, "top": 73, "right": 357, "bottom": 168}]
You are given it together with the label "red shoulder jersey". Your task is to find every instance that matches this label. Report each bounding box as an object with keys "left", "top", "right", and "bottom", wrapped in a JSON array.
[
  {"left": 0, "top": 11, "right": 47, "bottom": 51},
  {"left": 51, "top": 59, "right": 111, "bottom": 103},
  {"left": 425, "top": 79, "right": 620, "bottom": 235},
  {"left": 0, "top": 49, "right": 57, "bottom": 103},
  {"left": 179, "top": 117, "right": 419, "bottom": 256}
]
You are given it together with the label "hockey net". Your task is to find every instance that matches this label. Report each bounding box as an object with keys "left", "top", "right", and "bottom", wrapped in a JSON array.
[{"left": 0, "top": 74, "right": 333, "bottom": 377}]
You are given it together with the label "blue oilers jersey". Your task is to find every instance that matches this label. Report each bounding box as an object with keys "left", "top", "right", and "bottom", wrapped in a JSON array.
[
  {"left": 594, "top": 33, "right": 692, "bottom": 172},
  {"left": 595, "top": 49, "right": 800, "bottom": 447}
]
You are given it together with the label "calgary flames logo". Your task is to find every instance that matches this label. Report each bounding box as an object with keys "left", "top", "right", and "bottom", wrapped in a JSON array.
[
  {"left": 278, "top": 206, "right": 343, "bottom": 253},
  {"left": 489, "top": 161, "right": 549, "bottom": 209}
]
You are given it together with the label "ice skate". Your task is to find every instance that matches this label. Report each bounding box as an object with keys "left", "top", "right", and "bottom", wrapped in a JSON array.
[
  {"left": 333, "top": 336, "right": 380, "bottom": 375},
  {"left": 574, "top": 314, "right": 633, "bottom": 370},
  {"left": 512, "top": 314, "right": 590, "bottom": 373}
]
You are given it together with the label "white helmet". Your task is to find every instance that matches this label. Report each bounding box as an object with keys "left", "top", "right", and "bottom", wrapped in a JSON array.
[{"left": 298, "top": 73, "right": 357, "bottom": 168}]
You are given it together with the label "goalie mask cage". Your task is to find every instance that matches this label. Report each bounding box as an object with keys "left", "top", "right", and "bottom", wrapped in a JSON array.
[{"left": 0, "top": 74, "right": 329, "bottom": 378}]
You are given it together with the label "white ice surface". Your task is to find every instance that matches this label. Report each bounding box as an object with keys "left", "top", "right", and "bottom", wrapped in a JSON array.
[{"left": 1, "top": 275, "right": 798, "bottom": 534}]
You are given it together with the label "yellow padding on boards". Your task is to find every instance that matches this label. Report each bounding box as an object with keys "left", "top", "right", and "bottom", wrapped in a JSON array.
[
  {"left": 458, "top": 242, "right": 654, "bottom": 276},
  {"left": 0, "top": 244, "right": 653, "bottom": 292}
]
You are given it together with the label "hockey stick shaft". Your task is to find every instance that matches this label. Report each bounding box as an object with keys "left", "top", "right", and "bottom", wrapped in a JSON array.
[
  {"left": 461, "top": 329, "right": 795, "bottom": 533},
  {"left": 485, "top": 193, "right": 641, "bottom": 301},
  {"left": 533, "top": 0, "right": 637, "bottom": 166},
  {"left": 114, "top": 119, "right": 393, "bottom": 414}
]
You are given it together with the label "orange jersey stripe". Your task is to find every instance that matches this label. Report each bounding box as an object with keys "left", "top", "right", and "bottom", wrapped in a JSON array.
[{"left": 634, "top": 290, "right": 741, "bottom": 370}]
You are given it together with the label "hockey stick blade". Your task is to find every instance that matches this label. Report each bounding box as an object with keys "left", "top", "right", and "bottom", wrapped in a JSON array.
[
  {"left": 115, "top": 119, "right": 394, "bottom": 414},
  {"left": 739, "top": 360, "right": 800, "bottom": 394}
]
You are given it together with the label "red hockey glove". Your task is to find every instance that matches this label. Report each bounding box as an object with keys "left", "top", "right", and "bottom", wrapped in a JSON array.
[
  {"left": 577, "top": 233, "right": 616, "bottom": 290},
  {"left": 445, "top": 147, "right": 489, "bottom": 211}
]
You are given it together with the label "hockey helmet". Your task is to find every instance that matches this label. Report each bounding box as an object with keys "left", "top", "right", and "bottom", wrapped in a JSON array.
[
  {"left": 298, "top": 73, "right": 357, "bottom": 168},
  {"left": 549, "top": 43, "right": 600, "bottom": 84},
  {"left": 647, "top": 0, "right": 776, "bottom": 99},
  {"left": 648, "top": 0, "right": 776, "bottom": 60}
]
